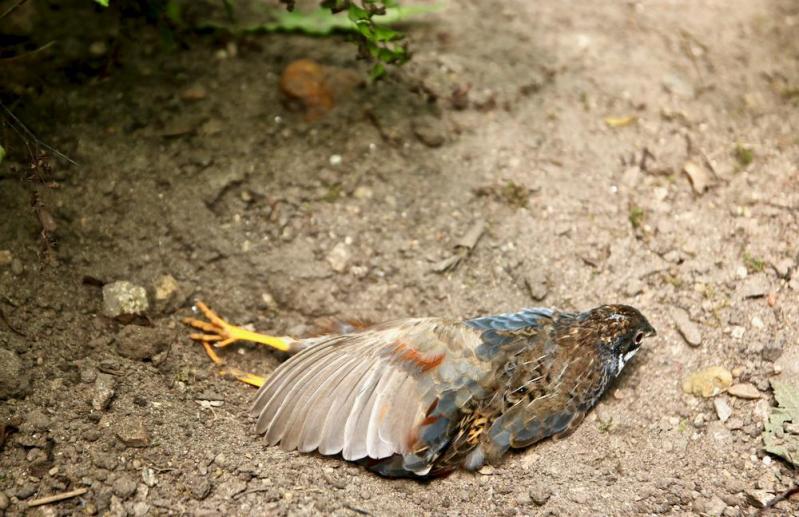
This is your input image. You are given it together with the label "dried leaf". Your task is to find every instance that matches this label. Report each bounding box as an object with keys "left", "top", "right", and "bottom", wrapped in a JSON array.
[
  {"left": 683, "top": 160, "right": 710, "bottom": 194},
  {"left": 762, "top": 380, "right": 799, "bottom": 467},
  {"left": 604, "top": 115, "right": 637, "bottom": 128}
]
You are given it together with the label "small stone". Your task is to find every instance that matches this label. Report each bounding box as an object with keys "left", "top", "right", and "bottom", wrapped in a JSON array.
[
  {"left": 80, "top": 367, "right": 98, "bottom": 384},
  {"left": 0, "top": 250, "right": 12, "bottom": 266},
  {"left": 672, "top": 307, "right": 702, "bottom": 346},
  {"left": 15, "top": 483, "right": 37, "bottom": 499},
  {"left": 153, "top": 274, "right": 178, "bottom": 301},
  {"left": 113, "top": 475, "right": 137, "bottom": 499},
  {"left": 762, "top": 335, "right": 784, "bottom": 362},
  {"left": 529, "top": 484, "right": 552, "bottom": 506},
  {"left": 189, "top": 477, "right": 212, "bottom": 500},
  {"left": 89, "top": 41, "right": 107, "bottom": 56},
  {"left": 523, "top": 270, "right": 549, "bottom": 302},
  {"left": 775, "top": 344, "right": 799, "bottom": 379},
  {"left": 0, "top": 347, "right": 31, "bottom": 400},
  {"left": 412, "top": 115, "right": 447, "bottom": 148},
  {"left": 115, "top": 418, "right": 151, "bottom": 447},
  {"left": 92, "top": 373, "right": 116, "bottom": 411},
  {"left": 26, "top": 447, "right": 47, "bottom": 464},
  {"left": 682, "top": 366, "right": 733, "bottom": 398},
  {"left": 27, "top": 409, "right": 50, "bottom": 430},
  {"left": 683, "top": 160, "right": 710, "bottom": 194},
  {"left": 91, "top": 451, "right": 117, "bottom": 470},
  {"left": 727, "top": 383, "right": 761, "bottom": 399},
  {"left": 353, "top": 185, "right": 374, "bottom": 199},
  {"left": 703, "top": 495, "right": 727, "bottom": 516},
  {"left": 713, "top": 397, "right": 732, "bottom": 422},
  {"left": 745, "top": 489, "right": 773, "bottom": 508},
  {"left": 693, "top": 413, "right": 706, "bottom": 428},
  {"left": 737, "top": 273, "right": 770, "bottom": 298},
  {"left": 706, "top": 421, "right": 733, "bottom": 447},
  {"left": 773, "top": 258, "right": 793, "bottom": 279},
  {"left": 11, "top": 258, "right": 23, "bottom": 275},
  {"left": 0, "top": 491, "right": 8, "bottom": 510},
  {"left": 329, "top": 154, "right": 342, "bottom": 166},
  {"left": 132, "top": 502, "right": 150, "bottom": 516},
  {"left": 102, "top": 281, "right": 149, "bottom": 318},
  {"left": 109, "top": 495, "right": 125, "bottom": 515},
  {"left": 181, "top": 85, "right": 207, "bottom": 101},
  {"left": 142, "top": 467, "right": 157, "bottom": 487},
  {"left": 478, "top": 465, "right": 495, "bottom": 475},
  {"left": 116, "top": 325, "right": 172, "bottom": 361},
  {"left": 217, "top": 479, "right": 246, "bottom": 499},
  {"left": 326, "top": 242, "right": 351, "bottom": 273},
  {"left": 785, "top": 422, "right": 799, "bottom": 435}
]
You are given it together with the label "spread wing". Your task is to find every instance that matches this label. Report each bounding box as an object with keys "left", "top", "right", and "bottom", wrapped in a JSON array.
[{"left": 250, "top": 318, "right": 493, "bottom": 467}]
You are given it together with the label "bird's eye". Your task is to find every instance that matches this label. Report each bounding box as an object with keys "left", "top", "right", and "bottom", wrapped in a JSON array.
[{"left": 634, "top": 331, "right": 644, "bottom": 345}]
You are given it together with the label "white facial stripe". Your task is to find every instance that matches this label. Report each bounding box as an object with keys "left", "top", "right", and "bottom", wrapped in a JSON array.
[{"left": 617, "top": 348, "right": 639, "bottom": 374}]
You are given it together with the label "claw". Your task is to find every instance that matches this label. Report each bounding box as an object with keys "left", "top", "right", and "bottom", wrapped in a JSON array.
[{"left": 183, "top": 300, "right": 294, "bottom": 388}]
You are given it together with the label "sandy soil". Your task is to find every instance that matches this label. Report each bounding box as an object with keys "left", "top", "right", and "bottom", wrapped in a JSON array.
[{"left": 1, "top": 0, "right": 799, "bottom": 515}]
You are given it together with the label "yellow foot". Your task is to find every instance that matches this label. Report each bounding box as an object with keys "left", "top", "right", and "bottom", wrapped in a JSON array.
[
  {"left": 183, "top": 300, "right": 293, "bottom": 388},
  {"left": 183, "top": 301, "right": 293, "bottom": 352}
]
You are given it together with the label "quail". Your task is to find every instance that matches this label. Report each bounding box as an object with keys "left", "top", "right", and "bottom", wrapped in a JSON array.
[{"left": 185, "top": 302, "right": 655, "bottom": 477}]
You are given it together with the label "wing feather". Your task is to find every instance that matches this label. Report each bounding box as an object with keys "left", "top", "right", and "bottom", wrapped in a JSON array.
[{"left": 251, "top": 318, "right": 500, "bottom": 465}]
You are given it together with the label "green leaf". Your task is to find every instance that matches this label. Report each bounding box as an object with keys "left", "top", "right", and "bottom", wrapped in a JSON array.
[
  {"left": 95, "top": 0, "right": 109, "bottom": 7},
  {"left": 762, "top": 380, "right": 799, "bottom": 467},
  {"left": 0, "top": 145, "right": 5, "bottom": 165}
]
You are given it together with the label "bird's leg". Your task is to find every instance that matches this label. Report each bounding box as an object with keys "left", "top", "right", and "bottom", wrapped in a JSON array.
[
  {"left": 183, "top": 301, "right": 297, "bottom": 388},
  {"left": 184, "top": 301, "right": 296, "bottom": 352}
]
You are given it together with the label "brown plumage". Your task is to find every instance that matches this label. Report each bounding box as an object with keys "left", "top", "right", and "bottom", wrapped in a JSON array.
[{"left": 245, "top": 304, "right": 656, "bottom": 477}]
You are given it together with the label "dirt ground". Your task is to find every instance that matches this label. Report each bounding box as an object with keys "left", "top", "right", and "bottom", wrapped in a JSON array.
[{"left": 1, "top": 0, "right": 799, "bottom": 515}]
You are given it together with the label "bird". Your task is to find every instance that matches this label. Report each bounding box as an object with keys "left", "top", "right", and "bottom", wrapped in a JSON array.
[{"left": 184, "top": 302, "right": 656, "bottom": 477}]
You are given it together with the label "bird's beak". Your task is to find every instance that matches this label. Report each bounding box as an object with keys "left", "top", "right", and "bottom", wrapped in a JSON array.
[{"left": 645, "top": 324, "right": 657, "bottom": 337}]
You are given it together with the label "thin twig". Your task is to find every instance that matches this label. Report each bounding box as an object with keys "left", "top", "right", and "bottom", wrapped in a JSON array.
[
  {"left": 26, "top": 488, "right": 88, "bottom": 508},
  {"left": 0, "top": 0, "right": 28, "bottom": 20},
  {"left": 0, "top": 101, "right": 79, "bottom": 166}
]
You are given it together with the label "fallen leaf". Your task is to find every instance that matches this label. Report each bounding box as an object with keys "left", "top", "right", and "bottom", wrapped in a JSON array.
[
  {"left": 763, "top": 380, "right": 799, "bottom": 467},
  {"left": 683, "top": 160, "right": 710, "bottom": 194},
  {"left": 604, "top": 115, "right": 637, "bottom": 128},
  {"left": 682, "top": 366, "right": 732, "bottom": 397}
]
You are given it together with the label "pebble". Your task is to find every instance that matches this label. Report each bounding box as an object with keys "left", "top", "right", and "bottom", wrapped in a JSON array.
[
  {"left": 727, "top": 383, "right": 761, "bottom": 399},
  {"left": 0, "top": 491, "right": 8, "bottom": 510},
  {"left": 112, "top": 475, "right": 138, "bottom": 499},
  {"left": 189, "top": 477, "right": 212, "bottom": 500},
  {"left": 528, "top": 484, "right": 552, "bottom": 506},
  {"left": 102, "top": 281, "right": 149, "bottom": 318},
  {"left": 682, "top": 366, "right": 732, "bottom": 397},
  {"left": 132, "top": 502, "right": 150, "bottom": 516},
  {"left": 745, "top": 489, "right": 773, "bottom": 508},
  {"left": 0, "top": 249, "right": 12, "bottom": 266},
  {"left": 775, "top": 344, "right": 799, "bottom": 379},
  {"left": 762, "top": 336, "right": 784, "bottom": 362},
  {"left": 11, "top": 258, "right": 23, "bottom": 275},
  {"left": 115, "top": 418, "right": 151, "bottom": 448},
  {"left": 737, "top": 273, "right": 770, "bottom": 298},
  {"left": 92, "top": 373, "right": 116, "bottom": 411},
  {"left": 773, "top": 258, "right": 793, "bottom": 279},
  {"left": 139, "top": 468, "right": 156, "bottom": 488},
  {"left": 682, "top": 161, "right": 710, "bottom": 194},
  {"left": 713, "top": 397, "right": 732, "bottom": 422},
  {"left": 181, "top": 85, "right": 207, "bottom": 101},
  {"left": 153, "top": 274, "right": 179, "bottom": 302},
  {"left": 523, "top": 270, "right": 549, "bottom": 301},
  {"left": 89, "top": 41, "right": 107, "bottom": 57},
  {"left": 353, "top": 185, "right": 374, "bottom": 200},
  {"left": 672, "top": 307, "right": 701, "bottom": 347},
  {"left": 412, "top": 115, "right": 447, "bottom": 148},
  {"left": 0, "top": 347, "right": 31, "bottom": 399},
  {"left": 326, "top": 242, "right": 351, "bottom": 273},
  {"left": 116, "top": 325, "right": 171, "bottom": 361}
]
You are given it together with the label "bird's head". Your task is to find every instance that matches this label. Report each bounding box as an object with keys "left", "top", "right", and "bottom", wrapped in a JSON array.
[{"left": 581, "top": 304, "right": 656, "bottom": 376}]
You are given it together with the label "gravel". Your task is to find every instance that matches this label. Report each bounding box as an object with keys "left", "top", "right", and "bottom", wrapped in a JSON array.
[{"left": 102, "top": 281, "right": 149, "bottom": 318}]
